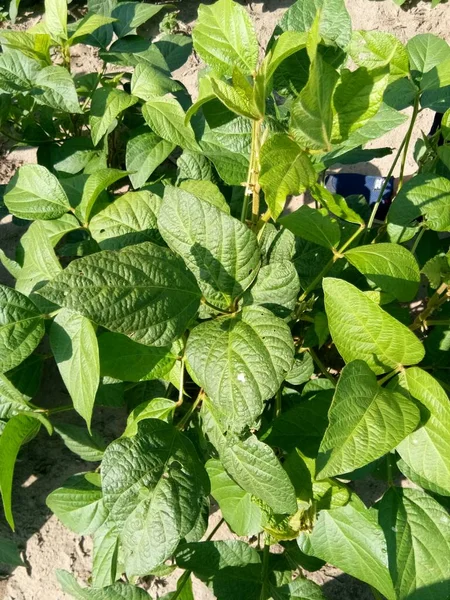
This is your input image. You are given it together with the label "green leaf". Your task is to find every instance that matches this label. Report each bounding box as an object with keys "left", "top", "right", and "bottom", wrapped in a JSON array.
[
  {"left": 4, "top": 164, "right": 70, "bottom": 220},
  {"left": 289, "top": 54, "right": 339, "bottom": 151},
  {"left": 192, "top": 0, "right": 258, "bottom": 77},
  {"left": 397, "top": 368, "right": 450, "bottom": 495},
  {"left": 126, "top": 132, "right": 175, "bottom": 190},
  {"left": 316, "top": 360, "right": 420, "bottom": 479},
  {"left": 278, "top": 206, "right": 341, "bottom": 250},
  {"left": 179, "top": 180, "right": 229, "bottom": 214},
  {"left": 90, "top": 190, "right": 162, "bottom": 250},
  {"left": 52, "top": 138, "right": 102, "bottom": 175},
  {"left": 259, "top": 134, "right": 316, "bottom": 220},
  {"left": 56, "top": 569, "right": 149, "bottom": 600},
  {"left": 47, "top": 472, "right": 107, "bottom": 535},
  {"left": 310, "top": 184, "right": 364, "bottom": 225},
  {"left": 187, "top": 306, "right": 294, "bottom": 432},
  {"left": 406, "top": 33, "right": 450, "bottom": 77},
  {"left": 379, "top": 487, "right": 450, "bottom": 600},
  {"left": 77, "top": 168, "right": 127, "bottom": 223},
  {"left": 130, "top": 62, "right": 182, "bottom": 101},
  {"left": 111, "top": 2, "right": 171, "bottom": 38},
  {"left": 0, "top": 374, "right": 31, "bottom": 419},
  {"left": 242, "top": 261, "right": 300, "bottom": 317},
  {"left": 142, "top": 96, "right": 200, "bottom": 152},
  {"left": 206, "top": 458, "right": 262, "bottom": 537},
  {"left": 332, "top": 67, "right": 389, "bottom": 142},
  {"left": 177, "top": 151, "right": 213, "bottom": 182},
  {"left": 50, "top": 309, "right": 99, "bottom": 430},
  {"left": 55, "top": 423, "right": 106, "bottom": 462},
  {"left": 0, "top": 538, "right": 23, "bottom": 567},
  {"left": 0, "top": 285, "right": 45, "bottom": 374},
  {"left": 422, "top": 254, "right": 450, "bottom": 289},
  {"left": 155, "top": 34, "right": 193, "bottom": 71},
  {"left": 90, "top": 87, "right": 138, "bottom": 146},
  {"left": 323, "top": 278, "right": 425, "bottom": 374},
  {"left": 158, "top": 186, "right": 260, "bottom": 309},
  {"left": 210, "top": 74, "right": 261, "bottom": 120},
  {"left": 69, "top": 14, "right": 117, "bottom": 45},
  {"left": 278, "top": 577, "right": 326, "bottom": 600},
  {"left": 285, "top": 352, "right": 314, "bottom": 385},
  {"left": 262, "top": 31, "right": 308, "bottom": 82},
  {"left": 34, "top": 65, "right": 81, "bottom": 113},
  {"left": 345, "top": 243, "right": 420, "bottom": 302},
  {"left": 102, "top": 419, "right": 209, "bottom": 576},
  {"left": 0, "top": 414, "right": 40, "bottom": 529},
  {"left": 387, "top": 174, "right": 450, "bottom": 243},
  {"left": 40, "top": 242, "right": 201, "bottom": 347},
  {"left": 349, "top": 31, "right": 409, "bottom": 77},
  {"left": 98, "top": 332, "right": 175, "bottom": 382},
  {"left": 0, "top": 30, "right": 51, "bottom": 64},
  {"left": 45, "top": 0, "right": 67, "bottom": 40},
  {"left": 0, "top": 50, "right": 41, "bottom": 94},
  {"left": 301, "top": 504, "right": 396, "bottom": 599},
  {"left": 92, "top": 523, "right": 120, "bottom": 588},
  {"left": 124, "top": 398, "right": 176, "bottom": 437}
]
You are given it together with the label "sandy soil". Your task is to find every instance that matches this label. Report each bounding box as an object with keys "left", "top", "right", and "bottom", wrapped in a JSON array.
[{"left": 1, "top": 1, "right": 449, "bottom": 599}]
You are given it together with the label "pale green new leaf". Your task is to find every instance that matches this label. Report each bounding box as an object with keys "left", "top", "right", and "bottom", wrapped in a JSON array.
[
  {"left": 40, "top": 243, "right": 201, "bottom": 347},
  {"left": 379, "top": 487, "right": 450, "bottom": 600},
  {"left": 210, "top": 76, "right": 260, "bottom": 120},
  {"left": 187, "top": 306, "right": 294, "bottom": 432},
  {"left": 290, "top": 54, "right": 339, "bottom": 151},
  {"left": 0, "top": 285, "right": 45, "bottom": 373},
  {"left": 50, "top": 309, "right": 99, "bottom": 430},
  {"left": 143, "top": 96, "right": 200, "bottom": 152},
  {"left": 300, "top": 504, "right": 396, "bottom": 600},
  {"left": 192, "top": 0, "right": 258, "bottom": 77},
  {"left": 77, "top": 168, "right": 127, "bottom": 224},
  {"left": 397, "top": 368, "right": 450, "bottom": 495},
  {"left": 278, "top": 206, "right": 341, "bottom": 250},
  {"left": 242, "top": 260, "right": 300, "bottom": 317},
  {"left": 130, "top": 63, "right": 182, "bottom": 101},
  {"left": 56, "top": 570, "right": 149, "bottom": 600},
  {"left": 45, "top": 0, "right": 67, "bottom": 40},
  {"left": 90, "top": 190, "right": 162, "bottom": 250},
  {"left": 47, "top": 472, "right": 107, "bottom": 535},
  {"left": 349, "top": 31, "right": 409, "bottom": 77},
  {"left": 332, "top": 67, "right": 390, "bottom": 142},
  {"left": 323, "top": 278, "right": 424, "bottom": 374},
  {"left": 406, "top": 33, "right": 450, "bottom": 76},
  {"left": 316, "top": 360, "right": 420, "bottom": 479},
  {"left": 101, "top": 419, "right": 209, "bottom": 576},
  {"left": 0, "top": 31, "right": 51, "bottom": 64},
  {"left": 0, "top": 374, "right": 31, "bottom": 419},
  {"left": 158, "top": 186, "right": 260, "bottom": 309},
  {"left": 206, "top": 459, "right": 262, "bottom": 536},
  {"left": 0, "top": 414, "right": 40, "bottom": 529},
  {"left": 98, "top": 332, "right": 175, "bottom": 382},
  {"left": 345, "top": 243, "right": 420, "bottom": 302},
  {"left": 90, "top": 87, "right": 138, "bottom": 146},
  {"left": 126, "top": 132, "right": 175, "bottom": 189},
  {"left": 4, "top": 164, "right": 70, "bottom": 220},
  {"left": 34, "top": 65, "right": 81, "bottom": 113},
  {"left": 259, "top": 134, "right": 316, "bottom": 219}
]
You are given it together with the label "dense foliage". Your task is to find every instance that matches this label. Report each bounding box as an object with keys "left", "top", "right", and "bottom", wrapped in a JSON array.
[{"left": 0, "top": 0, "right": 450, "bottom": 598}]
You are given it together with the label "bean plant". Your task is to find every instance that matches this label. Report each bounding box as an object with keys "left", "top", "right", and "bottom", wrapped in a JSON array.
[{"left": 0, "top": 0, "right": 450, "bottom": 598}]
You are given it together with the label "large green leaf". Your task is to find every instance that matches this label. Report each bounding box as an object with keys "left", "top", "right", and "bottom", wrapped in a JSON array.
[
  {"left": 349, "top": 31, "right": 409, "bottom": 77},
  {"left": 69, "top": 13, "right": 117, "bottom": 45},
  {"left": 142, "top": 96, "right": 200, "bottom": 152},
  {"left": 278, "top": 206, "right": 341, "bottom": 250},
  {"left": 332, "top": 67, "right": 389, "bottom": 142},
  {"left": 111, "top": 1, "right": 169, "bottom": 38},
  {"left": 0, "top": 374, "right": 31, "bottom": 419},
  {"left": 0, "top": 414, "right": 40, "bottom": 529},
  {"left": 4, "top": 164, "right": 70, "bottom": 220},
  {"left": 77, "top": 168, "right": 127, "bottom": 223},
  {"left": 397, "top": 368, "right": 450, "bottom": 495},
  {"left": 45, "top": 0, "right": 67, "bottom": 40},
  {"left": 98, "top": 331, "right": 175, "bottom": 382},
  {"left": 387, "top": 174, "right": 450, "bottom": 243},
  {"left": 187, "top": 306, "right": 294, "bottom": 432},
  {"left": 261, "top": 31, "right": 308, "bottom": 83},
  {"left": 0, "top": 50, "right": 41, "bottom": 93},
  {"left": 242, "top": 260, "right": 300, "bottom": 317},
  {"left": 50, "top": 309, "right": 99, "bottom": 430},
  {"left": 126, "top": 132, "right": 175, "bottom": 189},
  {"left": 56, "top": 570, "right": 149, "bottom": 600},
  {"left": 290, "top": 54, "right": 339, "bottom": 151},
  {"left": 379, "top": 487, "right": 450, "bottom": 600},
  {"left": 316, "top": 360, "right": 420, "bottom": 479},
  {"left": 158, "top": 186, "right": 260, "bottom": 309},
  {"left": 90, "top": 87, "right": 138, "bottom": 146},
  {"left": 46, "top": 472, "right": 107, "bottom": 535},
  {"left": 130, "top": 63, "right": 182, "bottom": 101},
  {"left": 300, "top": 504, "right": 396, "bottom": 600},
  {"left": 192, "top": 0, "right": 258, "bottom": 77},
  {"left": 406, "top": 33, "right": 450, "bottom": 77},
  {"left": 323, "top": 278, "right": 424, "bottom": 374},
  {"left": 210, "top": 73, "right": 261, "bottom": 120},
  {"left": 179, "top": 180, "right": 229, "bottom": 214},
  {"left": 259, "top": 134, "right": 316, "bottom": 219},
  {"left": 55, "top": 423, "right": 106, "bottom": 462},
  {"left": 89, "top": 190, "right": 162, "bottom": 250},
  {"left": 345, "top": 243, "right": 420, "bottom": 302},
  {"left": 40, "top": 242, "right": 201, "bottom": 347},
  {"left": 206, "top": 458, "right": 262, "bottom": 537},
  {"left": 278, "top": 578, "right": 326, "bottom": 600},
  {"left": 0, "top": 285, "right": 45, "bottom": 373},
  {"left": 34, "top": 65, "right": 81, "bottom": 113},
  {"left": 101, "top": 419, "right": 209, "bottom": 576}
]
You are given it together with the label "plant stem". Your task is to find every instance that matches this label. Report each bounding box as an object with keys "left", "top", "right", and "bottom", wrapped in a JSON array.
[
  {"left": 378, "top": 368, "right": 400, "bottom": 386},
  {"left": 398, "top": 95, "right": 420, "bottom": 190},
  {"left": 177, "top": 357, "right": 185, "bottom": 407},
  {"left": 207, "top": 516, "right": 225, "bottom": 540},
  {"left": 308, "top": 348, "right": 336, "bottom": 386},
  {"left": 251, "top": 119, "right": 263, "bottom": 225},
  {"left": 177, "top": 390, "right": 203, "bottom": 430},
  {"left": 410, "top": 283, "right": 449, "bottom": 331},
  {"left": 410, "top": 225, "right": 426, "bottom": 255},
  {"left": 81, "top": 62, "right": 107, "bottom": 111},
  {"left": 299, "top": 257, "right": 335, "bottom": 302},
  {"left": 274, "top": 389, "right": 282, "bottom": 418},
  {"left": 259, "top": 541, "right": 271, "bottom": 600},
  {"left": 201, "top": 297, "right": 230, "bottom": 315},
  {"left": 336, "top": 223, "right": 365, "bottom": 254},
  {"left": 45, "top": 405, "right": 75, "bottom": 415}
]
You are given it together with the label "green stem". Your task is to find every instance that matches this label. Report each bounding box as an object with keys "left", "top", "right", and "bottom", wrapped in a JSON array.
[
  {"left": 426, "top": 319, "right": 450, "bottom": 326},
  {"left": 201, "top": 298, "right": 231, "bottom": 315},
  {"left": 274, "top": 389, "right": 282, "bottom": 418},
  {"left": 308, "top": 348, "right": 336, "bottom": 386},
  {"left": 337, "top": 223, "right": 365, "bottom": 254},
  {"left": 44, "top": 405, "right": 75, "bottom": 415},
  {"left": 410, "top": 283, "right": 449, "bottom": 331},
  {"left": 251, "top": 119, "right": 263, "bottom": 225},
  {"left": 378, "top": 368, "right": 400, "bottom": 386},
  {"left": 0, "top": 128, "right": 64, "bottom": 146},
  {"left": 177, "top": 390, "right": 203, "bottom": 430},
  {"left": 410, "top": 225, "right": 426, "bottom": 255},
  {"left": 81, "top": 62, "right": 107, "bottom": 111},
  {"left": 177, "top": 357, "right": 185, "bottom": 407},
  {"left": 299, "top": 257, "right": 335, "bottom": 302},
  {"left": 259, "top": 542, "right": 271, "bottom": 600},
  {"left": 398, "top": 95, "right": 420, "bottom": 190}
]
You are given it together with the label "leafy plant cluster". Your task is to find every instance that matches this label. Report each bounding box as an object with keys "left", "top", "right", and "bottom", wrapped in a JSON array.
[{"left": 0, "top": 0, "right": 450, "bottom": 598}]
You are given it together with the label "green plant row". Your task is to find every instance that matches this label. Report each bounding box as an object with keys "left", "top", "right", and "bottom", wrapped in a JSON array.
[{"left": 0, "top": 0, "right": 450, "bottom": 598}]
